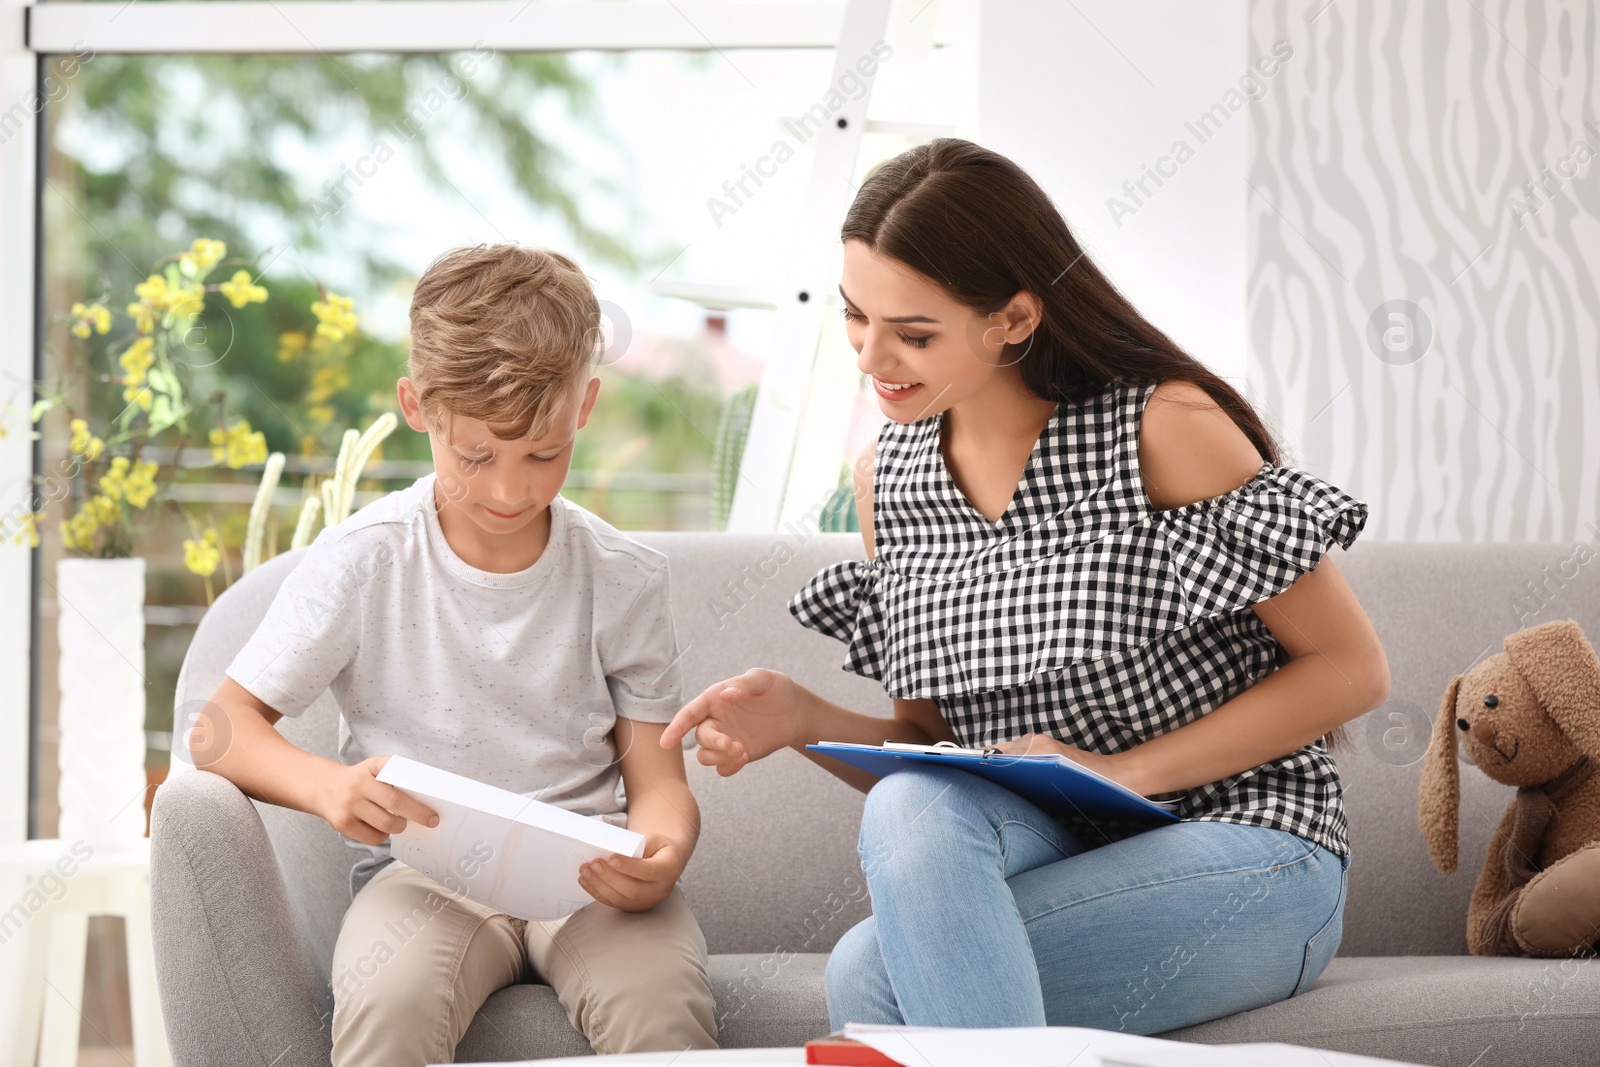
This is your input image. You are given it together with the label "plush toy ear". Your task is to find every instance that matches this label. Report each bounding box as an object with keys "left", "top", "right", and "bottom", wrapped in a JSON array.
[
  {"left": 1504, "top": 619, "right": 1600, "bottom": 760},
  {"left": 1418, "top": 673, "right": 1462, "bottom": 874}
]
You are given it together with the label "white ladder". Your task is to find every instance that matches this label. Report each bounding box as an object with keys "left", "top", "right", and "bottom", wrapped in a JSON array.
[{"left": 652, "top": 0, "right": 977, "bottom": 533}]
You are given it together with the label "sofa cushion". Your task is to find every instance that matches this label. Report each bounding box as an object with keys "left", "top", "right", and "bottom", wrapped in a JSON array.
[{"left": 1166, "top": 955, "right": 1600, "bottom": 1066}]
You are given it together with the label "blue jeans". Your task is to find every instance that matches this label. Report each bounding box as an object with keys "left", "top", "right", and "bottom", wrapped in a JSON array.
[{"left": 826, "top": 765, "right": 1349, "bottom": 1035}]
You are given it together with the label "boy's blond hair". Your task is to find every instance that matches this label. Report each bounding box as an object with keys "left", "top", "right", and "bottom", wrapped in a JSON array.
[{"left": 408, "top": 244, "right": 599, "bottom": 445}]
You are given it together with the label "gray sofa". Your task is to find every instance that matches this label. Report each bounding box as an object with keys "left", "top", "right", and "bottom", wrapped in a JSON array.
[{"left": 151, "top": 532, "right": 1600, "bottom": 1066}]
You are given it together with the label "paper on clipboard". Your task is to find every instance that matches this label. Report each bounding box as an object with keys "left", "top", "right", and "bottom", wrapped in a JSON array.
[{"left": 880, "top": 740, "right": 1180, "bottom": 811}]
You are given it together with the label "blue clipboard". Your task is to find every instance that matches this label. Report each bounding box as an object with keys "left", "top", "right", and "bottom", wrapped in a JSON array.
[{"left": 807, "top": 742, "right": 1180, "bottom": 824}]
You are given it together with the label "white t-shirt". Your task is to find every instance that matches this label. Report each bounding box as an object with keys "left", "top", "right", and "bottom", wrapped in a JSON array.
[{"left": 224, "top": 471, "right": 685, "bottom": 899}]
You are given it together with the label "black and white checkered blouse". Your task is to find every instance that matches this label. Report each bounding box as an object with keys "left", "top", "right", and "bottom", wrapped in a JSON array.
[{"left": 788, "top": 377, "right": 1368, "bottom": 856}]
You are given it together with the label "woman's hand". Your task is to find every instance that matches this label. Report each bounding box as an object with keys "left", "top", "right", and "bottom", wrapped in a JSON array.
[
  {"left": 659, "top": 668, "right": 809, "bottom": 776},
  {"left": 992, "top": 733, "right": 1152, "bottom": 797}
]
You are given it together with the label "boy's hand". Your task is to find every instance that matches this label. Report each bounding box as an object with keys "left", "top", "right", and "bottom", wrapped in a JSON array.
[
  {"left": 576, "top": 832, "right": 687, "bottom": 913},
  {"left": 314, "top": 754, "right": 439, "bottom": 846}
]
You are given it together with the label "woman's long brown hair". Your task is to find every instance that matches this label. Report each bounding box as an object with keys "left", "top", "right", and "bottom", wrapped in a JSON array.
[{"left": 842, "top": 138, "right": 1352, "bottom": 750}]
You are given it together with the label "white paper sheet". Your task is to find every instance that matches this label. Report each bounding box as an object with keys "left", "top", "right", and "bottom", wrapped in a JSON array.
[
  {"left": 376, "top": 755, "right": 645, "bottom": 922},
  {"left": 842, "top": 1024, "right": 1428, "bottom": 1067}
]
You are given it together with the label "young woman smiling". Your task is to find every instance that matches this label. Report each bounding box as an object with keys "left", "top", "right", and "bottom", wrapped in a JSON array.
[{"left": 661, "top": 139, "right": 1388, "bottom": 1034}]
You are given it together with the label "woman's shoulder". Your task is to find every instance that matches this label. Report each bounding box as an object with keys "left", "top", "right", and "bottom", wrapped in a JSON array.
[{"left": 1135, "top": 378, "right": 1267, "bottom": 512}]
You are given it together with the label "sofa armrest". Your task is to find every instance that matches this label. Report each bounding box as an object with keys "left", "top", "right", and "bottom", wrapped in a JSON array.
[{"left": 150, "top": 770, "right": 332, "bottom": 1067}]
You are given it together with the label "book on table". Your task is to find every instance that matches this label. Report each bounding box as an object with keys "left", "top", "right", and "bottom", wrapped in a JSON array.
[
  {"left": 805, "top": 1032, "right": 906, "bottom": 1066},
  {"left": 374, "top": 755, "right": 645, "bottom": 922},
  {"left": 806, "top": 740, "right": 1180, "bottom": 823}
]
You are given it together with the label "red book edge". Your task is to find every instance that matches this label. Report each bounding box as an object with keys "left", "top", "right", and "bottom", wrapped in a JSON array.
[{"left": 804, "top": 1033, "right": 907, "bottom": 1067}]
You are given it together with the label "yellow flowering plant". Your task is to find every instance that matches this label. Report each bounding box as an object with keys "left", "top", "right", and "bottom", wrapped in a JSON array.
[
  {"left": 16, "top": 236, "right": 383, "bottom": 590},
  {"left": 18, "top": 238, "right": 305, "bottom": 559},
  {"left": 24, "top": 238, "right": 274, "bottom": 558},
  {"left": 176, "top": 286, "right": 379, "bottom": 593},
  {"left": 277, "top": 285, "right": 363, "bottom": 453},
  {"left": 180, "top": 513, "right": 228, "bottom": 605}
]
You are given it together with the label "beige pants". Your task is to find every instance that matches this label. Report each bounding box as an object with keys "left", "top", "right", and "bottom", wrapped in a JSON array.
[{"left": 329, "top": 860, "right": 718, "bottom": 1066}]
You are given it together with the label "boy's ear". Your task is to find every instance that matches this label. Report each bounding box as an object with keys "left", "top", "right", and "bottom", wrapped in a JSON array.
[
  {"left": 576, "top": 375, "right": 601, "bottom": 428},
  {"left": 396, "top": 377, "right": 430, "bottom": 433}
]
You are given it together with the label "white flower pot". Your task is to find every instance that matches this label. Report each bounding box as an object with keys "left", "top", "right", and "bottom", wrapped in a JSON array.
[{"left": 56, "top": 556, "right": 149, "bottom": 847}]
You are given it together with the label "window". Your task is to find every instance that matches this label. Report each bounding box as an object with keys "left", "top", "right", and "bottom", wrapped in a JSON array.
[{"left": 3, "top": 1, "right": 984, "bottom": 846}]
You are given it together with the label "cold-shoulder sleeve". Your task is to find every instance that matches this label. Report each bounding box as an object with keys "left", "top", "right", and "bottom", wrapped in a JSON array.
[
  {"left": 787, "top": 556, "right": 892, "bottom": 684},
  {"left": 786, "top": 464, "right": 1368, "bottom": 700},
  {"left": 1146, "top": 463, "right": 1368, "bottom": 619}
]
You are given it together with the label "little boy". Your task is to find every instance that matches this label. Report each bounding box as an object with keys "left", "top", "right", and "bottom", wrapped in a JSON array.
[{"left": 190, "top": 244, "right": 718, "bottom": 1064}]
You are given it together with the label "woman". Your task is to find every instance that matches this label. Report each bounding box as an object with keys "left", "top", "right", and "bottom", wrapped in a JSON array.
[{"left": 659, "top": 138, "right": 1388, "bottom": 1035}]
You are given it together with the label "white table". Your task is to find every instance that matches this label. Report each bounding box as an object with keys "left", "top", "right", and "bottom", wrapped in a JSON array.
[
  {"left": 446, "top": 1029, "right": 1435, "bottom": 1067},
  {"left": 0, "top": 838, "right": 172, "bottom": 1067},
  {"left": 449, "top": 1054, "right": 801, "bottom": 1066}
]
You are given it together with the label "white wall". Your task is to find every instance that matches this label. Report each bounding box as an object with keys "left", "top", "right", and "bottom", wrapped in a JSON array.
[
  {"left": 978, "top": 0, "right": 1251, "bottom": 383},
  {"left": 1248, "top": 0, "right": 1600, "bottom": 541}
]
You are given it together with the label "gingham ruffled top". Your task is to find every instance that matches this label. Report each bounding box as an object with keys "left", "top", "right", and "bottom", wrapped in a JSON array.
[{"left": 788, "top": 378, "right": 1368, "bottom": 856}]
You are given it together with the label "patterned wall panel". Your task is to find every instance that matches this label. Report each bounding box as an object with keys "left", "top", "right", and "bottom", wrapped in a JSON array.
[{"left": 1248, "top": 0, "right": 1600, "bottom": 542}]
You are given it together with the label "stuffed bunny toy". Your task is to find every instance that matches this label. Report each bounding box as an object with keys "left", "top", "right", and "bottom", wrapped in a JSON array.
[{"left": 1418, "top": 618, "right": 1600, "bottom": 956}]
